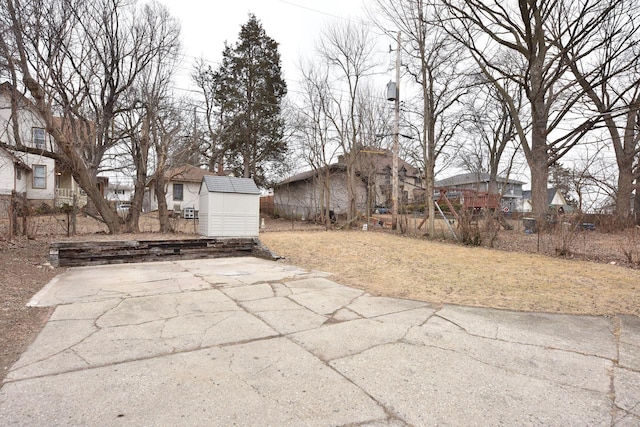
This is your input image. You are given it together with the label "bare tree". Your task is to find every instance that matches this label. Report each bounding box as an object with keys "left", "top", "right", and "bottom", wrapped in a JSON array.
[
  {"left": 0, "top": 0, "right": 181, "bottom": 233},
  {"left": 150, "top": 105, "right": 184, "bottom": 233},
  {"left": 293, "top": 59, "right": 341, "bottom": 227},
  {"left": 117, "top": 4, "right": 181, "bottom": 233},
  {"left": 192, "top": 59, "right": 226, "bottom": 174},
  {"left": 370, "top": 0, "right": 468, "bottom": 236},
  {"left": 441, "top": 0, "right": 625, "bottom": 219},
  {"left": 316, "top": 21, "right": 379, "bottom": 223},
  {"left": 458, "top": 73, "right": 524, "bottom": 191},
  {"left": 560, "top": 0, "right": 640, "bottom": 221}
]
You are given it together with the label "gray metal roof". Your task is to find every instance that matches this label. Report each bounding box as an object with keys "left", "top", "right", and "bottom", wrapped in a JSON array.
[
  {"left": 435, "top": 172, "right": 525, "bottom": 187},
  {"left": 201, "top": 176, "right": 261, "bottom": 195}
]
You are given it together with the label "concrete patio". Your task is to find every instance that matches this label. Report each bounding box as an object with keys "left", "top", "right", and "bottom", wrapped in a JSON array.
[{"left": 1, "top": 257, "right": 639, "bottom": 426}]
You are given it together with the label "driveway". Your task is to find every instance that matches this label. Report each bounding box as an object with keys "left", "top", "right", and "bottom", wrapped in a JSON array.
[{"left": 1, "top": 257, "right": 639, "bottom": 426}]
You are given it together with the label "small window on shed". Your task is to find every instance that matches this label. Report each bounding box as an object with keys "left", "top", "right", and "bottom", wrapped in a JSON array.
[{"left": 173, "top": 183, "right": 183, "bottom": 201}]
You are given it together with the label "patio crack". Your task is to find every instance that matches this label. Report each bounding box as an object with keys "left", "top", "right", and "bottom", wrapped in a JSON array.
[{"left": 433, "top": 313, "right": 617, "bottom": 361}]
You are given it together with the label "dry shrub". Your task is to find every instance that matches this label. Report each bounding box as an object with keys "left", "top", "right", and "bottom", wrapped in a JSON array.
[
  {"left": 621, "top": 226, "right": 640, "bottom": 265},
  {"left": 457, "top": 211, "right": 482, "bottom": 246}
]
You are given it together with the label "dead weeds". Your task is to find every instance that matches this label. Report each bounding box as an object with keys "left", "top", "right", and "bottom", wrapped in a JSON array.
[{"left": 260, "top": 230, "right": 640, "bottom": 317}]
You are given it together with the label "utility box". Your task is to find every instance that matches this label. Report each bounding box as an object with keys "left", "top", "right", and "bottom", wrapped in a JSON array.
[
  {"left": 386, "top": 81, "right": 397, "bottom": 101},
  {"left": 523, "top": 217, "right": 537, "bottom": 234},
  {"left": 183, "top": 207, "right": 195, "bottom": 219}
]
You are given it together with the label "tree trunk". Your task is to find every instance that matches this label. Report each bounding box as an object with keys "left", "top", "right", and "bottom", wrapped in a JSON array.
[
  {"left": 616, "top": 158, "right": 634, "bottom": 221},
  {"left": 126, "top": 178, "right": 146, "bottom": 233},
  {"left": 528, "top": 51, "right": 550, "bottom": 220},
  {"left": 323, "top": 168, "right": 331, "bottom": 228},
  {"left": 73, "top": 166, "right": 122, "bottom": 233},
  {"left": 529, "top": 142, "right": 549, "bottom": 220},
  {"left": 346, "top": 153, "right": 357, "bottom": 223},
  {"left": 614, "top": 109, "right": 638, "bottom": 220},
  {"left": 154, "top": 175, "right": 173, "bottom": 233},
  {"left": 634, "top": 171, "right": 640, "bottom": 226},
  {"left": 126, "top": 116, "right": 150, "bottom": 233}
]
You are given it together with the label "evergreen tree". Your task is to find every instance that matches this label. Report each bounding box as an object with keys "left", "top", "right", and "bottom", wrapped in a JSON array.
[
  {"left": 213, "top": 14, "right": 287, "bottom": 187},
  {"left": 549, "top": 162, "right": 578, "bottom": 207}
]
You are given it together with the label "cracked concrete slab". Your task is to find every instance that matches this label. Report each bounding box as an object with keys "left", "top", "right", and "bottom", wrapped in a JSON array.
[
  {"left": 1, "top": 339, "right": 385, "bottom": 426},
  {"left": 290, "top": 318, "right": 410, "bottom": 361},
  {"left": 28, "top": 262, "right": 211, "bottom": 307},
  {"left": 2, "top": 256, "right": 638, "bottom": 426},
  {"left": 347, "top": 295, "right": 429, "bottom": 318},
  {"left": 436, "top": 305, "right": 617, "bottom": 359},
  {"left": 405, "top": 316, "right": 612, "bottom": 393},
  {"left": 221, "top": 283, "right": 275, "bottom": 301},
  {"left": 288, "top": 287, "right": 364, "bottom": 315},
  {"left": 330, "top": 342, "right": 611, "bottom": 426},
  {"left": 9, "top": 288, "right": 277, "bottom": 381},
  {"left": 614, "top": 367, "right": 640, "bottom": 419},
  {"left": 240, "top": 297, "right": 329, "bottom": 334},
  {"left": 619, "top": 315, "right": 640, "bottom": 371}
]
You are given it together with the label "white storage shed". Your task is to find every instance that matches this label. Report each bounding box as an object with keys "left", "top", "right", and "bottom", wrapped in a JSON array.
[{"left": 198, "top": 176, "right": 261, "bottom": 237}]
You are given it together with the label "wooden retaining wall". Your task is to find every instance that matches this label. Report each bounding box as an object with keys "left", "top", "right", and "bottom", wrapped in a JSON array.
[{"left": 50, "top": 238, "right": 279, "bottom": 267}]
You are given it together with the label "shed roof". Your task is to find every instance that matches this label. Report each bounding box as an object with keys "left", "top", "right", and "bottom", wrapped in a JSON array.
[{"left": 201, "top": 176, "right": 261, "bottom": 195}]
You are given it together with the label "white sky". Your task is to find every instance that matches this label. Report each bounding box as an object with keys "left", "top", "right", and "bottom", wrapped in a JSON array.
[{"left": 159, "top": 0, "right": 376, "bottom": 95}]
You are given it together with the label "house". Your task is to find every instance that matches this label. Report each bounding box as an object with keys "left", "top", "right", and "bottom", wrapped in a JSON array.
[
  {"left": 198, "top": 175, "right": 261, "bottom": 237},
  {"left": 273, "top": 149, "right": 423, "bottom": 219},
  {"left": 104, "top": 180, "right": 133, "bottom": 214},
  {"left": 0, "top": 82, "right": 88, "bottom": 214},
  {"left": 434, "top": 172, "right": 525, "bottom": 212},
  {"left": 105, "top": 181, "right": 133, "bottom": 204},
  {"left": 51, "top": 117, "right": 91, "bottom": 209},
  {"left": 521, "top": 188, "right": 573, "bottom": 213},
  {"left": 0, "top": 82, "right": 57, "bottom": 215},
  {"left": 147, "top": 164, "right": 217, "bottom": 216},
  {"left": 599, "top": 194, "right": 636, "bottom": 215}
]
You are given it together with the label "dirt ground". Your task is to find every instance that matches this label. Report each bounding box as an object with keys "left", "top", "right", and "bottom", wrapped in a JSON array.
[{"left": 1, "top": 213, "right": 639, "bottom": 383}]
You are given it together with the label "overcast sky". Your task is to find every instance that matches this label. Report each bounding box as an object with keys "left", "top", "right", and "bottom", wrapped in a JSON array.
[{"left": 159, "top": 0, "right": 377, "bottom": 95}]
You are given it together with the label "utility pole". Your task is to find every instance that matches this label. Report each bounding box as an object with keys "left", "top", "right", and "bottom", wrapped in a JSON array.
[{"left": 392, "top": 31, "right": 401, "bottom": 230}]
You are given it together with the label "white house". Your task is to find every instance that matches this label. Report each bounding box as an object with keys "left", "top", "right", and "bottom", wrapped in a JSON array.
[
  {"left": 521, "top": 188, "right": 572, "bottom": 213},
  {"left": 148, "top": 165, "right": 217, "bottom": 216},
  {"left": 104, "top": 181, "right": 133, "bottom": 203},
  {"left": 0, "top": 82, "right": 56, "bottom": 215},
  {"left": 198, "top": 175, "right": 261, "bottom": 238}
]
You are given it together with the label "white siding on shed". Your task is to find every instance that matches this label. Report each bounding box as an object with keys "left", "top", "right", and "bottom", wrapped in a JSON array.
[{"left": 198, "top": 176, "right": 260, "bottom": 238}]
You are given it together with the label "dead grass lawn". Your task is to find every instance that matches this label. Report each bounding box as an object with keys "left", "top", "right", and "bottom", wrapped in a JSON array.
[{"left": 260, "top": 230, "right": 640, "bottom": 316}]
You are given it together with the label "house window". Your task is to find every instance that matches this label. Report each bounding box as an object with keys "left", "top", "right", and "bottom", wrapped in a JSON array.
[
  {"left": 33, "top": 164, "right": 46, "bottom": 189},
  {"left": 173, "top": 183, "right": 183, "bottom": 201},
  {"left": 384, "top": 166, "right": 391, "bottom": 185},
  {"left": 114, "top": 189, "right": 125, "bottom": 195},
  {"left": 33, "top": 128, "right": 46, "bottom": 149},
  {"left": 16, "top": 169, "right": 21, "bottom": 180}
]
